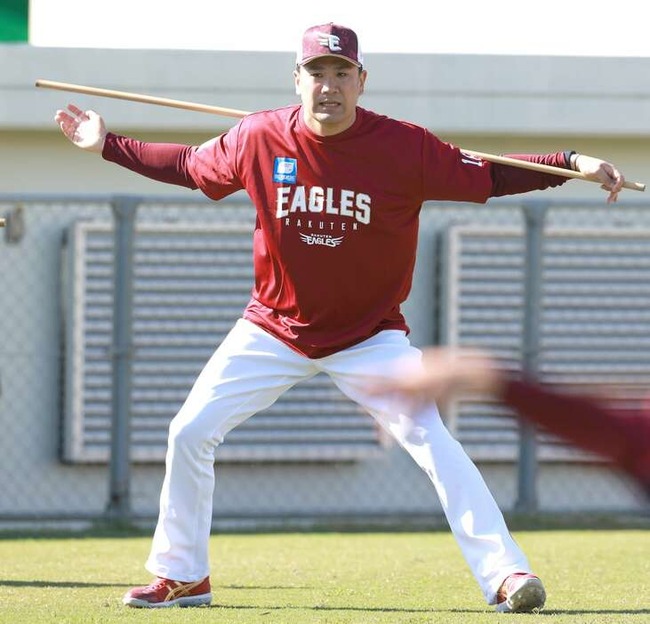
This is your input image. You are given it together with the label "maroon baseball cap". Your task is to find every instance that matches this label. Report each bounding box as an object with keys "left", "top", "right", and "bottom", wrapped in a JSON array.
[{"left": 297, "top": 23, "right": 364, "bottom": 68}]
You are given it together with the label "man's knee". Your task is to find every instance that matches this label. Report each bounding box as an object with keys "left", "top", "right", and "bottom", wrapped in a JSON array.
[{"left": 168, "top": 415, "right": 213, "bottom": 451}]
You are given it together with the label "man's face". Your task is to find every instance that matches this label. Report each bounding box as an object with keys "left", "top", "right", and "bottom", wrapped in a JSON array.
[{"left": 294, "top": 57, "right": 367, "bottom": 136}]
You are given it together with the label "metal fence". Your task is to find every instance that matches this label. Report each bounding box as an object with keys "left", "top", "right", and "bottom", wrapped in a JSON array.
[{"left": 0, "top": 193, "right": 648, "bottom": 529}]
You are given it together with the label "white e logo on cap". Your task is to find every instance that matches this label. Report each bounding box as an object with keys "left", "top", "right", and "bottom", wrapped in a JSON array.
[{"left": 317, "top": 33, "right": 342, "bottom": 52}]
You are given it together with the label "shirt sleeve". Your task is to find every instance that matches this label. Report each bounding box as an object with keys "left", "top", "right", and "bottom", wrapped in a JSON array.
[
  {"left": 102, "top": 133, "right": 198, "bottom": 189},
  {"left": 490, "top": 152, "right": 570, "bottom": 196},
  {"left": 185, "top": 124, "right": 245, "bottom": 200},
  {"left": 501, "top": 377, "right": 650, "bottom": 489},
  {"left": 420, "top": 134, "right": 493, "bottom": 202},
  {"left": 420, "top": 130, "right": 571, "bottom": 203}
]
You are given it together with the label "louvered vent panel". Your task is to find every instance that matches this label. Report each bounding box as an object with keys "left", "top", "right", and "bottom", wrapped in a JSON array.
[
  {"left": 440, "top": 225, "right": 650, "bottom": 461},
  {"left": 62, "top": 221, "right": 383, "bottom": 463}
]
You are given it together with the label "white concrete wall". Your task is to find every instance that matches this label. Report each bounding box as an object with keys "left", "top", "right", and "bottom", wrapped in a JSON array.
[{"left": 2, "top": 45, "right": 649, "bottom": 196}]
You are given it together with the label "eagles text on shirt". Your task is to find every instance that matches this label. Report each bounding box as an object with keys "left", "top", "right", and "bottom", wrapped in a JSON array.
[{"left": 276, "top": 185, "right": 371, "bottom": 226}]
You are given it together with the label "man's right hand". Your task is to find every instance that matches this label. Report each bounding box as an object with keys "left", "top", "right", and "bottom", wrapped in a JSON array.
[{"left": 55, "top": 104, "right": 107, "bottom": 153}]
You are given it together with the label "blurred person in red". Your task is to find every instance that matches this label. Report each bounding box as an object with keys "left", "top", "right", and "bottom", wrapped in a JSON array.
[{"left": 370, "top": 347, "right": 650, "bottom": 497}]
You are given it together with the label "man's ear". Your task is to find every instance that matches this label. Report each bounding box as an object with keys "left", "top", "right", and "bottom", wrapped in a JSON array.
[
  {"left": 293, "top": 69, "right": 301, "bottom": 96},
  {"left": 359, "top": 69, "right": 368, "bottom": 96}
]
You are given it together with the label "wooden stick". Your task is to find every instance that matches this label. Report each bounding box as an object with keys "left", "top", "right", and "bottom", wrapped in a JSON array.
[
  {"left": 35, "top": 79, "right": 249, "bottom": 119},
  {"left": 465, "top": 150, "right": 645, "bottom": 192},
  {"left": 36, "top": 78, "right": 646, "bottom": 192}
]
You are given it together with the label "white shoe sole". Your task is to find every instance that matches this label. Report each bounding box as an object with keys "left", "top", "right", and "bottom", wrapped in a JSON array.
[
  {"left": 123, "top": 592, "right": 212, "bottom": 608},
  {"left": 495, "top": 578, "right": 546, "bottom": 613}
]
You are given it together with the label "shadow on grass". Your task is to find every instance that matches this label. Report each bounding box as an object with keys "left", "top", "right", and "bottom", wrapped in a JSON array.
[
  {"left": 211, "top": 604, "right": 486, "bottom": 614},
  {"left": 209, "top": 604, "right": 650, "bottom": 615},
  {"left": 541, "top": 609, "right": 650, "bottom": 616},
  {"left": 222, "top": 584, "right": 312, "bottom": 590},
  {"left": 0, "top": 579, "right": 134, "bottom": 588},
  {"left": 210, "top": 604, "right": 650, "bottom": 615},
  {"left": 2, "top": 580, "right": 647, "bottom": 616},
  {"left": 0, "top": 580, "right": 311, "bottom": 590}
]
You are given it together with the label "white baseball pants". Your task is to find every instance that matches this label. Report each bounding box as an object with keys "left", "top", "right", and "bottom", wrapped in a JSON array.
[{"left": 146, "top": 318, "right": 531, "bottom": 603}]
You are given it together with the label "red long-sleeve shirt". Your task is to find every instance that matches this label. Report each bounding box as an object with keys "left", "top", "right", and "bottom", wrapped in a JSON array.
[
  {"left": 103, "top": 105, "right": 571, "bottom": 358},
  {"left": 503, "top": 378, "right": 650, "bottom": 495}
]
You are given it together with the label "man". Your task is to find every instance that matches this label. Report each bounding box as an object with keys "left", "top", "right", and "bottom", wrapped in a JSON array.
[
  {"left": 369, "top": 347, "right": 650, "bottom": 497},
  {"left": 54, "top": 23, "right": 625, "bottom": 613}
]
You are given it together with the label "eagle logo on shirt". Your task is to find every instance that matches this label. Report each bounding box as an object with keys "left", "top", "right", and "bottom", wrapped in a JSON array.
[
  {"left": 299, "top": 233, "right": 344, "bottom": 248},
  {"left": 460, "top": 151, "right": 484, "bottom": 167}
]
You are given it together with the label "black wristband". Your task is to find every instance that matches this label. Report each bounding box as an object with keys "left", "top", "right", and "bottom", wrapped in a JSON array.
[{"left": 563, "top": 150, "right": 577, "bottom": 170}]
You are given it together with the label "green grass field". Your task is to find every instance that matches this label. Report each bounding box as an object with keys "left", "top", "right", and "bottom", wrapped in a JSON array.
[{"left": 0, "top": 530, "right": 648, "bottom": 623}]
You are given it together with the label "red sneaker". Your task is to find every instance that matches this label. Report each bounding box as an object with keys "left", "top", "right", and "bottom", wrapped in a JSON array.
[
  {"left": 122, "top": 576, "right": 212, "bottom": 608},
  {"left": 495, "top": 572, "right": 546, "bottom": 613}
]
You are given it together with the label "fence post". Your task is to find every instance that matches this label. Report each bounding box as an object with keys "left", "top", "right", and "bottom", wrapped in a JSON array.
[
  {"left": 515, "top": 201, "right": 549, "bottom": 513},
  {"left": 106, "top": 196, "right": 138, "bottom": 519}
]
